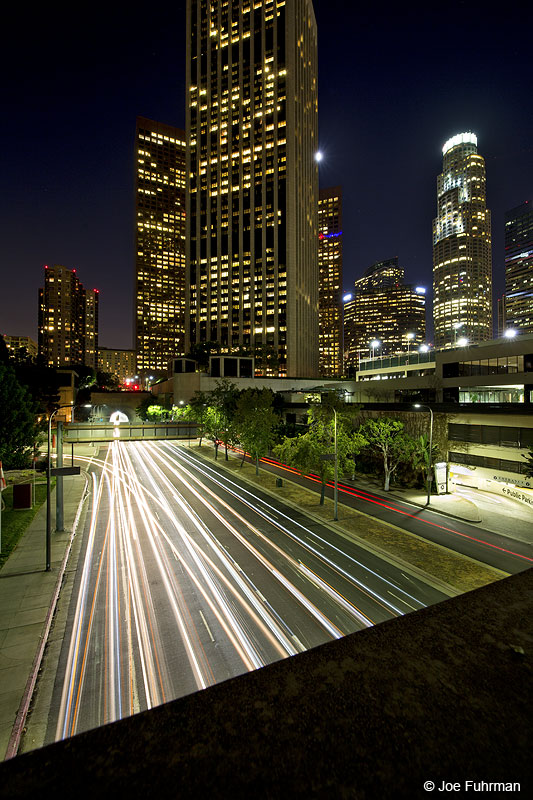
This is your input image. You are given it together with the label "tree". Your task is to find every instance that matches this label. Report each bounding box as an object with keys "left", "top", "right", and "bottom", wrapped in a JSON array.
[
  {"left": 96, "top": 371, "right": 119, "bottom": 391},
  {"left": 206, "top": 379, "right": 239, "bottom": 460},
  {"left": 185, "top": 341, "right": 220, "bottom": 372},
  {"left": 136, "top": 395, "right": 157, "bottom": 421},
  {"left": 0, "top": 363, "right": 40, "bottom": 469},
  {"left": 274, "top": 406, "right": 366, "bottom": 505},
  {"left": 522, "top": 449, "right": 533, "bottom": 478},
  {"left": 188, "top": 391, "right": 210, "bottom": 445},
  {"left": 235, "top": 388, "right": 278, "bottom": 474},
  {"left": 358, "top": 417, "right": 417, "bottom": 491}
]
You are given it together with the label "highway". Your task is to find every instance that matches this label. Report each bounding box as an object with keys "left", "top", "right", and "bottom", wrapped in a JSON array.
[{"left": 47, "top": 440, "right": 448, "bottom": 742}]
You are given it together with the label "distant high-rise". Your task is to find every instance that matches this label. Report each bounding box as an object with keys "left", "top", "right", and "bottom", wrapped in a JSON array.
[
  {"left": 38, "top": 264, "right": 99, "bottom": 368},
  {"left": 504, "top": 201, "right": 533, "bottom": 333},
  {"left": 318, "top": 187, "right": 342, "bottom": 377},
  {"left": 134, "top": 117, "right": 187, "bottom": 376},
  {"left": 344, "top": 258, "right": 426, "bottom": 367},
  {"left": 186, "top": 0, "right": 319, "bottom": 377},
  {"left": 2, "top": 334, "right": 37, "bottom": 361},
  {"left": 432, "top": 132, "right": 492, "bottom": 348},
  {"left": 98, "top": 347, "right": 136, "bottom": 385}
]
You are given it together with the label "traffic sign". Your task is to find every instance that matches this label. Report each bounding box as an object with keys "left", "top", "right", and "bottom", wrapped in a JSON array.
[{"left": 51, "top": 466, "right": 81, "bottom": 477}]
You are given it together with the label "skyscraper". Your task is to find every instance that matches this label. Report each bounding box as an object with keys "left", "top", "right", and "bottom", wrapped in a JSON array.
[
  {"left": 38, "top": 264, "right": 99, "bottom": 368},
  {"left": 504, "top": 201, "right": 533, "bottom": 333},
  {"left": 186, "top": 0, "right": 319, "bottom": 378},
  {"left": 344, "top": 258, "right": 426, "bottom": 368},
  {"left": 318, "top": 186, "right": 342, "bottom": 377},
  {"left": 432, "top": 132, "right": 492, "bottom": 348},
  {"left": 134, "top": 117, "right": 187, "bottom": 377}
]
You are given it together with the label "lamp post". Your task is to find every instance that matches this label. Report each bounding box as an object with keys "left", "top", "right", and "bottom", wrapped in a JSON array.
[
  {"left": 370, "top": 339, "right": 380, "bottom": 359},
  {"left": 46, "top": 405, "right": 73, "bottom": 570},
  {"left": 406, "top": 332, "right": 415, "bottom": 353},
  {"left": 414, "top": 403, "right": 433, "bottom": 506},
  {"left": 453, "top": 322, "right": 463, "bottom": 345},
  {"left": 333, "top": 408, "right": 338, "bottom": 521},
  {"left": 46, "top": 403, "right": 89, "bottom": 571}
]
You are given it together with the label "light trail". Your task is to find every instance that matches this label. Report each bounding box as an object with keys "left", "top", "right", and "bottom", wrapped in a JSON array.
[
  {"left": 158, "top": 442, "right": 420, "bottom": 616},
  {"left": 55, "top": 440, "right": 442, "bottom": 742}
]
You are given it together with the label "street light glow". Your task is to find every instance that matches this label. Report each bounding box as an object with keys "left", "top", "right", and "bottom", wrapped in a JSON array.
[
  {"left": 314, "top": 151, "right": 323, "bottom": 163},
  {"left": 457, "top": 336, "right": 469, "bottom": 347},
  {"left": 504, "top": 329, "right": 517, "bottom": 339}
]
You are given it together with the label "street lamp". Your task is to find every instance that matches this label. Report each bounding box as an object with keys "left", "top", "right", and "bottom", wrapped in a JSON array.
[
  {"left": 453, "top": 322, "right": 464, "bottom": 345},
  {"left": 406, "top": 332, "right": 415, "bottom": 353},
  {"left": 457, "top": 336, "right": 469, "bottom": 347},
  {"left": 370, "top": 339, "right": 380, "bottom": 359},
  {"left": 504, "top": 328, "right": 517, "bottom": 339},
  {"left": 46, "top": 404, "right": 74, "bottom": 571},
  {"left": 46, "top": 403, "right": 89, "bottom": 571},
  {"left": 414, "top": 404, "right": 433, "bottom": 506}
]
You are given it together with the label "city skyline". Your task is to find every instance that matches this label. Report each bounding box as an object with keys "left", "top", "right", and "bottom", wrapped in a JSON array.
[{"left": 1, "top": 0, "right": 531, "bottom": 350}]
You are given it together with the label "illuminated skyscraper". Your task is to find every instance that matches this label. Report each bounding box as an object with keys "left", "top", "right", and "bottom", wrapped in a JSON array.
[
  {"left": 504, "top": 201, "right": 533, "bottom": 333},
  {"left": 432, "top": 132, "right": 492, "bottom": 348},
  {"left": 186, "top": 0, "right": 319, "bottom": 377},
  {"left": 344, "top": 258, "right": 425, "bottom": 368},
  {"left": 134, "top": 117, "right": 187, "bottom": 376},
  {"left": 318, "top": 187, "right": 342, "bottom": 376},
  {"left": 38, "top": 264, "right": 99, "bottom": 368}
]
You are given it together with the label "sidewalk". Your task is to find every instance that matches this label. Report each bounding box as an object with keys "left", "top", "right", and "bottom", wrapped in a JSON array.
[
  {"left": 0, "top": 472, "right": 88, "bottom": 761},
  {"left": 352, "top": 479, "right": 482, "bottom": 522}
]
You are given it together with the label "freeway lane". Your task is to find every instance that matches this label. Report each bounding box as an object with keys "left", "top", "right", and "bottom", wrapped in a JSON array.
[
  {"left": 254, "top": 455, "right": 533, "bottom": 575},
  {"left": 47, "top": 440, "right": 448, "bottom": 743}
]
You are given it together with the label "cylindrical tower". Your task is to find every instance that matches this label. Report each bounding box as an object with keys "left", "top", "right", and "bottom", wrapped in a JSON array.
[{"left": 432, "top": 132, "right": 492, "bottom": 348}]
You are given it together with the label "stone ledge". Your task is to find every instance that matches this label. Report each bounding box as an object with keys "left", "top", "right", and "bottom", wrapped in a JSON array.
[{"left": 1, "top": 570, "right": 531, "bottom": 798}]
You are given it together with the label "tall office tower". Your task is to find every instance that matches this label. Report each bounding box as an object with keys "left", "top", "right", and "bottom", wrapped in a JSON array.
[
  {"left": 186, "top": 0, "right": 319, "bottom": 378},
  {"left": 318, "top": 186, "right": 342, "bottom": 376},
  {"left": 504, "top": 201, "right": 533, "bottom": 333},
  {"left": 432, "top": 132, "right": 492, "bottom": 348},
  {"left": 134, "top": 117, "right": 187, "bottom": 377},
  {"left": 38, "top": 264, "right": 99, "bottom": 368},
  {"left": 343, "top": 258, "right": 426, "bottom": 368}
]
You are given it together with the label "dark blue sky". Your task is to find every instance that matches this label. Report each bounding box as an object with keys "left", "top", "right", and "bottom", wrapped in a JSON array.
[{"left": 1, "top": 0, "right": 531, "bottom": 349}]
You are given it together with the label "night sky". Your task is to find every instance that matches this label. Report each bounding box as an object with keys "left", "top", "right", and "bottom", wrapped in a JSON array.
[{"left": 1, "top": 0, "right": 531, "bottom": 350}]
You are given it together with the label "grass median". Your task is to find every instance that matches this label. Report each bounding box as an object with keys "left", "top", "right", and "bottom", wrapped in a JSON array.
[
  {"left": 0, "top": 477, "right": 51, "bottom": 569},
  {"left": 193, "top": 443, "right": 504, "bottom": 595}
]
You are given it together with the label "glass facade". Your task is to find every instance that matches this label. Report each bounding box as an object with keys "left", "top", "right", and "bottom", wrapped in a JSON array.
[
  {"left": 344, "top": 258, "right": 426, "bottom": 369},
  {"left": 504, "top": 202, "right": 533, "bottom": 333},
  {"left": 318, "top": 187, "right": 342, "bottom": 377},
  {"left": 38, "top": 264, "right": 98, "bottom": 368},
  {"left": 135, "top": 117, "right": 187, "bottom": 375},
  {"left": 432, "top": 133, "right": 492, "bottom": 348},
  {"left": 186, "top": 0, "right": 318, "bottom": 377}
]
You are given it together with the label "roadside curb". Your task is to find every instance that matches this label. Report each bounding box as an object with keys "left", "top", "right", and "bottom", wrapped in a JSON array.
[{"left": 4, "top": 472, "right": 90, "bottom": 760}]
